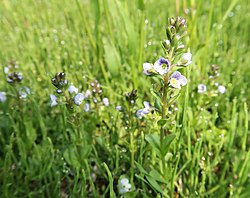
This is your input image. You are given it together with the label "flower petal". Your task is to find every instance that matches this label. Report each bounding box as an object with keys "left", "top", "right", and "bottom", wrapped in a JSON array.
[{"left": 143, "top": 63, "right": 153, "bottom": 75}]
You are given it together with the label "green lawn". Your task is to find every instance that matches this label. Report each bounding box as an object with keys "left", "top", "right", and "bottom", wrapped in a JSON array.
[{"left": 0, "top": 0, "right": 249, "bottom": 197}]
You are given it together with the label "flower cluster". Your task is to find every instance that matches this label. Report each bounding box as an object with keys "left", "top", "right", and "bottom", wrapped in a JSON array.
[
  {"left": 197, "top": 64, "right": 226, "bottom": 95},
  {"left": 51, "top": 72, "right": 68, "bottom": 94},
  {"left": 3, "top": 61, "right": 31, "bottom": 100},
  {"left": 143, "top": 17, "right": 192, "bottom": 91},
  {"left": 50, "top": 74, "right": 109, "bottom": 112}
]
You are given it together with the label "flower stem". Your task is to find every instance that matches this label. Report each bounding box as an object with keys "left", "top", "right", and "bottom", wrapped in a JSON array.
[
  {"left": 130, "top": 131, "right": 135, "bottom": 183},
  {"left": 160, "top": 74, "right": 169, "bottom": 174}
]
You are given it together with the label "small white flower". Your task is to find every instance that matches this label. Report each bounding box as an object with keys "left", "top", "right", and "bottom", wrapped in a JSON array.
[
  {"left": 4, "top": 67, "right": 9, "bottom": 74},
  {"left": 143, "top": 63, "right": 154, "bottom": 75},
  {"left": 74, "top": 93, "right": 85, "bottom": 105},
  {"left": 0, "top": 92, "right": 6, "bottom": 102},
  {"left": 50, "top": 94, "right": 58, "bottom": 107},
  {"left": 102, "top": 98, "right": 109, "bottom": 106},
  {"left": 84, "top": 103, "right": 90, "bottom": 112},
  {"left": 85, "top": 89, "right": 91, "bottom": 98},
  {"left": 178, "top": 52, "right": 192, "bottom": 66},
  {"left": 19, "top": 86, "right": 30, "bottom": 99},
  {"left": 119, "top": 178, "right": 131, "bottom": 194},
  {"left": 198, "top": 84, "right": 207, "bottom": 94},
  {"left": 218, "top": 85, "right": 226, "bottom": 94},
  {"left": 68, "top": 85, "right": 78, "bottom": 94},
  {"left": 116, "top": 106, "right": 122, "bottom": 111}
]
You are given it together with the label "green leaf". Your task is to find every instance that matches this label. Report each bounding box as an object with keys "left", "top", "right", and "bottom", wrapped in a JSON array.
[
  {"left": 161, "top": 134, "right": 176, "bottom": 157},
  {"left": 135, "top": 174, "right": 149, "bottom": 185},
  {"left": 146, "top": 175, "right": 164, "bottom": 194},
  {"left": 63, "top": 147, "right": 80, "bottom": 168},
  {"left": 103, "top": 163, "right": 116, "bottom": 198},
  {"left": 135, "top": 161, "right": 149, "bottom": 176},
  {"left": 157, "top": 119, "right": 168, "bottom": 127},
  {"left": 149, "top": 169, "right": 167, "bottom": 184},
  {"left": 124, "top": 189, "right": 139, "bottom": 198},
  {"left": 145, "top": 134, "right": 161, "bottom": 157},
  {"left": 150, "top": 89, "right": 163, "bottom": 106}
]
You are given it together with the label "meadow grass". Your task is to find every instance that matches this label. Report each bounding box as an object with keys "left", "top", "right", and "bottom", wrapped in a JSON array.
[{"left": 0, "top": 0, "right": 249, "bottom": 197}]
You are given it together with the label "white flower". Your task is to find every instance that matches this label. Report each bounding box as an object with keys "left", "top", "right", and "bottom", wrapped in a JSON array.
[
  {"left": 102, "top": 98, "right": 109, "bottom": 106},
  {"left": 0, "top": 92, "right": 6, "bottom": 102},
  {"left": 119, "top": 178, "right": 131, "bottom": 194},
  {"left": 50, "top": 94, "right": 58, "bottom": 107},
  {"left": 218, "top": 85, "right": 226, "bottom": 94},
  {"left": 19, "top": 86, "right": 30, "bottom": 99},
  {"left": 143, "top": 63, "right": 154, "bottom": 75},
  {"left": 84, "top": 103, "right": 90, "bottom": 112},
  {"left": 85, "top": 89, "right": 91, "bottom": 98},
  {"left": 74, "top": 93, "right": 85, "bottom": 105},
  {"left": 68, "top": 85, "right": 78, "bottom": 94},
  {"left": 153, "top": 57, "right": 170, "bottom": 76},
  {"left": 178, "top": 52, "right": 192, "bottom": 66},
  {"left": 198, "top": 84, "right": 207, "bottom": 94},
  {"left": 4, "top": 67, "right": 9, "bottom": 74}
]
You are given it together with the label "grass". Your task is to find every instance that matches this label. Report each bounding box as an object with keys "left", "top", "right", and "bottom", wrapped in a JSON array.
[{"left": 0, "top": 0, "right": 249, "bottom": 197}]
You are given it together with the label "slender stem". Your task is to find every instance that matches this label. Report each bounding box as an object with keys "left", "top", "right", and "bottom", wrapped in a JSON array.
[
  {"left": 161, "top": 74, "right": 169, "bottom": 142},
  {"left": 160, "top": 74, "right": 169, "bottom": 174},
  {"left": 130, "top": 131, "right": 134, "bottom": 183}
]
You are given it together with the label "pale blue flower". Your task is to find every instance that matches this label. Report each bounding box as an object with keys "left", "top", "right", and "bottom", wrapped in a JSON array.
[
  {"left": 0, "top": 92, "right": 6, "bottom": 102},
  {"left": 50, "top": 94, "right": 58, "bottom": 107},
  {"left": 68, "top": 85, "right": 78, "bottom": 94},
  {"left": 169, "top": 71, "right": 187, "bottom": 89},
  {"left": 198, "top": 84, "right": 207, "bottom": 94},
  {"left": 116, "top": 106, "right": 122, "bottom": 111},
  {"left": 102, "top": 98, "right": 109, "bottom": 106},
  {"left": 136, "top": 101, "right": 151, "bottom": 119},
  {"left": 74, "top": 93, "right": 85, "bottom": 105},
  {"left": 84, "top": 103, "right": 90, "bottom": 112},
  {"left": 119, "top": 178, "right": 131, "bottom": 194}
]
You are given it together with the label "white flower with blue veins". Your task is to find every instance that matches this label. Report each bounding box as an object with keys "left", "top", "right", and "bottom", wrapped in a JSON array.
[
  {"left": 169, "top": 71, "right": 187, "bottom": 89},
  {"left": 119, "top": 178, "right": 131, "bottom": 194},
  {"left": 153, "top": 57, "right": 170, "bottom": 75},
  {"left": 74, "top": 93, "right": 85, "bottom": 105},
  {"left": 143, "top": 57, "right": 170, "bottom": 76}
]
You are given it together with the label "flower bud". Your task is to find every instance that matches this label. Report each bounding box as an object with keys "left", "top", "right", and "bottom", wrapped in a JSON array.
[
  {"left": 177, "top": 52, "right": 192, "bottom": 66},
  {"left": 168, "top": 17, "right": 176, "bottom": 26}
]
